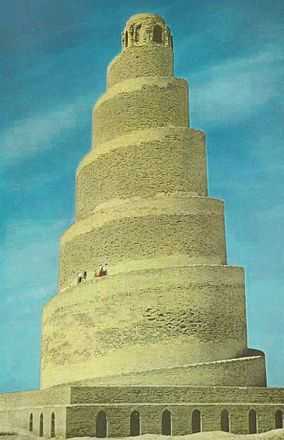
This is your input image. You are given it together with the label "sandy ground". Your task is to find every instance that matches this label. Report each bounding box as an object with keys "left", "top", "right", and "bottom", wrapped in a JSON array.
[{"left": 1, "top": 430, "right": 284, "bottom": 440}]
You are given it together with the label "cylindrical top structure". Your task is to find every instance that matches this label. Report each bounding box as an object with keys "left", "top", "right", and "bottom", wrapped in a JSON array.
[
  {"left": 122, "top": 13, "right": 172, "bottom": 50},
  {"left": 107, "top": 13, "right": 174, "bottom": 88}
]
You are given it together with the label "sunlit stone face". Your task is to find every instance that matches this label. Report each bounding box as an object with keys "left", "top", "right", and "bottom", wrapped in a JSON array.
[{"left": 40, "top": 12, "right": 266, "bottom": 393}]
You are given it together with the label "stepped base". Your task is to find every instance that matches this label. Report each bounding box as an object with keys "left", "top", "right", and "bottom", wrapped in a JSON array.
[
  {"left": 1, "top": 384, "right": 284, "bottom": 437},
  {"left": 69, "top": 349, "right": 266, "bottom": 388}
]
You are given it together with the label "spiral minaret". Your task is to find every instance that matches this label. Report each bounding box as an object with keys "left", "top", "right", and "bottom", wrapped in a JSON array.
[{"left": 41, "top": 13, "right": 266, "bottom": 389}]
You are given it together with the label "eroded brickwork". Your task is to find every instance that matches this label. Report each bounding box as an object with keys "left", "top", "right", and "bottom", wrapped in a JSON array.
[
  {"left": 41, "top": 9, "right": 267, "bottom": 391},
  {"left": 2, "top": 385, "right": 284, "bottom": 437},
  {"left": 2, "top": 12, "right": 283, "bottom": 438}
]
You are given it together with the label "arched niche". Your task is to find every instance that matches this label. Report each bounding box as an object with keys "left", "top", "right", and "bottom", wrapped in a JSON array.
[
  {"left": 153, "top": 25, "right": 163, "bottom": 43},
  {"left": 221, "top": 409, "right": 230, "bottom": 432},
  {"left": 192, "top": 409, "right": 201, "bottom": 433},
  {"left": 29, "top": 413, "right": 33, "bottom": 432},
  {"left": 249, "top": 409, "right": 257, "bottom": 434},
  {"left": 275, "top": 409, "right": 283, "bottom": 429},
  {"left": 134, "top": 25, "right": 141, "bottom": 42},
  {"left": 96, "top": 411, "right": 107, "bottom": 438},
  {"left": 51, "top": 412, "right": 56, "bottom": 438},
  {"left": 130, "top": 410, "right": 140, "bottom": 436},
  {"left": 39, "top": 413, "right": 44, "bottom": 437},
  {"left": 161, "top": 409, "right": 171, "bottom": 435}
]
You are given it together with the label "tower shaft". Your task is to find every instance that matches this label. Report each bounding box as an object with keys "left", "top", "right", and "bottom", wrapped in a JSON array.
[{"left": 41, "top": 14, "right": 266, "bottom": 389}]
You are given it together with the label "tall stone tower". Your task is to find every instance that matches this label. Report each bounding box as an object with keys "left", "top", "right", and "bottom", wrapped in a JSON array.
[
  {"left": 2, "top": 13, "right": 284, "bottom": 438},
  {"left": 41, "top": 13, "right": 266, "bottom": 390}
]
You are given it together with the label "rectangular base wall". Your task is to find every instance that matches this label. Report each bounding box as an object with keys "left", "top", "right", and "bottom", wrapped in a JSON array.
[{"left": 1, "top": 385, "right": 284, "bottom": 437}]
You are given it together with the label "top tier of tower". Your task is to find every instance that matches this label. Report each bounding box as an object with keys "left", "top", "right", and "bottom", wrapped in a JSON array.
[
  {"left": 76, "top": 13, "right": 207, "bottom": 220},
  {"left": 107, "top": 14, "right": 174, "bottom": 88},
  {"left": 122, "top": 14, "right": 172, "bottom": 50},
  {"left": 92, "top": 13, "right": 189, "bottom": 151}
]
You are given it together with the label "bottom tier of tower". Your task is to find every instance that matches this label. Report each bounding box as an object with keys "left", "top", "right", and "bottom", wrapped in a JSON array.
[{"left": 41, "top": 264, "right": 265, "bottom": 389}]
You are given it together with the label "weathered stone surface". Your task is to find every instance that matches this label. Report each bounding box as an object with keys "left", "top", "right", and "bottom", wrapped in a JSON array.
[
  {"left": 2, "top": 12, "right": 283, "bottom": 438},
  {"left": 42, "top": 265, "right": 248, "bottom": 387},
  {"left": 40, "top": 8, "right": 264, "bottom": 393},
  {"left": 1, "top": 386, "right": 284, "bottom": 436},
  {"left": 76, "top": 128, "right": 208, "bottom": 219}
]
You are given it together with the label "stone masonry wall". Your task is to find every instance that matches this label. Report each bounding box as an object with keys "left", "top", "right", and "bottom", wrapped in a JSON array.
[
  {"left": 1, "top": 399, "right": 283, "bottom": 437},
  {"left": 71, "top": 385, "right": 284, "bottom": 405},
  {"left": 41, "top": 265, "right": 247, "bottom": 388},
  {"left": 93, "top": 77, "right": 189, "bottom": 146},
  {"left": 60, "top": 194, "right": 226, "bottom": 289},
  {"left": 40, "top": 12, "right": 265, "bottom": 390},
  {"left": 70, "top": 352, "right": 266, "bottom": 388},
  {"left": 76, "top": 128, "right": 208, "bottom": 219},
  {"left": 2, "top": 384, "right": 284, "bottom": 438},
  {"left": 0, "top": 386, "right": 70, "bottom": 437},
  {"left": 107, "top": 46, "right": 173, "bottom": 88},
  {"left": 65, "top": 403, "right": 284, "bottom": 437},
  {"left": 59, "top": 214, "right": 227, "bottom": 290}
]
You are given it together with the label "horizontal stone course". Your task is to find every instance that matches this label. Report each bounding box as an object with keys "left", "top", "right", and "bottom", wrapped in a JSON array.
[
  {"left": 59, "top": 210, "right": 227, "bottom": 289},
  {"left": 0, "top": 386, "right": 70, "bottom": 408},
  {"left": 93, "top": 77, "right": 189, "bottom": 145},
  {"left": 107, "top": 46, "right": 173, "bottom": 87},
  {"left": 58, "top": 352, "right": 266, "bottom": 388},
  {"left": 2, "top": 384, "right": 284, "bottom": 408},
  {"left": 41, "top": 265, "right": 247, "bottom": 388},
  {"left": 70, "top": 385, "right": 284, "bottom": 405},
  {"left": 76, "top": 128, "right": 207, "bottom": 218},
  {"left": 2, "top": 12, "right": 282, "bottom": 439}
]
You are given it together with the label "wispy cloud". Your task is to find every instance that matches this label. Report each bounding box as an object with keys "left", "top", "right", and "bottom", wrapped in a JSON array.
[
  {"left": 1, "top": 218, "right": 68, "bottom": 301},
  {"left": 1, "top": 95, "right": 92, "bottom": 167},
  {"left": 189, "top": 47, "right": 284, "bottom": 125}
]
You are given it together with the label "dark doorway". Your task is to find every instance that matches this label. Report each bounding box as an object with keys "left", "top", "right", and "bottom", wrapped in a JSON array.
[
  {"left": 96, "top": 411, "right": 107, "bottom": 438},
  {"left": 39, "top": 413, "right": 44, "bottom": 437},
  {"left": 221, "top": 409, "right": 230, "bottom": 432},
  {"left": 135, "top": 25, "right": 141, "bottom": 43},
  {"left": 249, "top": 409, "right": 257, "bottom": 434},
  {"left": 130, "top": 411, "right": 140, "bottom": 436},
  {"left": 161, "top": 409, "right": 171, "bottom": 435},
  {"left": 153, "top": 25, "right": 163, "bottom": 43},
  {"left": 29, "top": 414, "right": 33, "bottom": 432},
  {"left": 275, "top": 410, "right": 283, "bottom": 429},
  {"left": 192, "top": 409, "right": 201, "bottom": 433},
  {"left": 51, "top": 412, "right": 56, "bottom": 438}
]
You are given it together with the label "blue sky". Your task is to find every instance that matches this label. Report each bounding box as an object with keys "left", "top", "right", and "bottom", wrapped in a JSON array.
[{"left": 0, "top": 0, "right": 283, "bottom": 392}]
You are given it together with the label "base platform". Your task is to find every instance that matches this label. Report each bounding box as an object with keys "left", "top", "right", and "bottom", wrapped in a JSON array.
[{"left": 1, "top": 385, "right": 284, "bottom": 437}]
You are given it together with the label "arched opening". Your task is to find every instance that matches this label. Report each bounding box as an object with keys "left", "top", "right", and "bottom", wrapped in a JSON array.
[
  {"left": 96, "top": 411, "right": 107, "bottom": 438},
  {"left": 221, "top": 409, "right": 230, "bottom": 432},
  {"left": 249, "top": 409, "right": 257, "bottom": 434},
  {"left": 130, "top": 411, "right": 140, "bottom": 436},
  {"left": 125, "top": 31, "right": 128, "bottom": 48},
  {"left": 51, "top": 412, "right": 56, "bottom": 438},
  {"left": 135, "top": 25, "right": 141, "bottom": 43},
  {"left": 153, "top": 25, "right": 163, "bottom": 43},
  {"left": 275, "top": 410, "right": 283, "bottom": 429},
  {"left": 39, "top": 413, "right": 44, "bottom": 437},
  {"left": 192, "top": 409, "right": 201, "bottom": 433},
  {"left": 161, "top": 409, "right": 171, "bottom": 435},
  {"left": 29, "top": 413, "right": 33, "bottom": 432}
]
